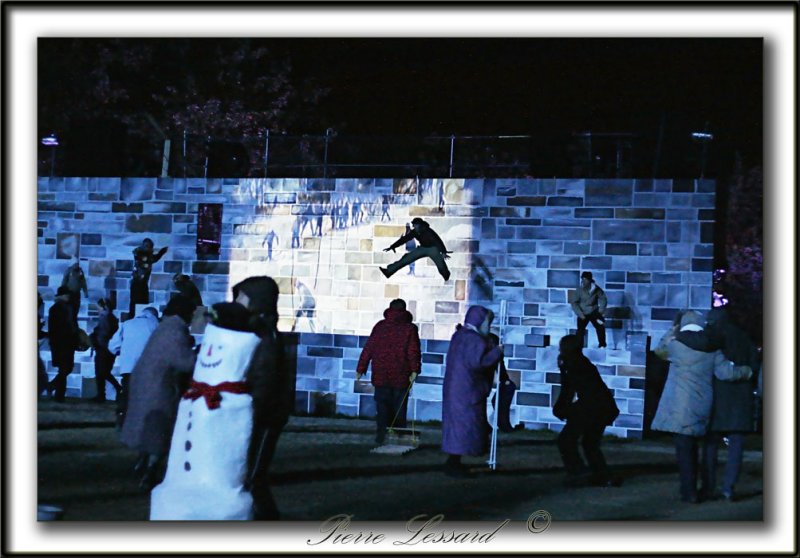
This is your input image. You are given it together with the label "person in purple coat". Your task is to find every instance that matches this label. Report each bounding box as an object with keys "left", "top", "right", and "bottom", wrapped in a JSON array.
[{"left": 441, "top": 305, "right": 504, "bottom": 477}]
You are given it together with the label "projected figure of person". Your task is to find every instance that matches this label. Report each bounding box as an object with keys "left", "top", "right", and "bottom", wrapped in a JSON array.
[
  {"left": 262, "top": 230, "right": 279, "bottom": 261},
  {"left": 380, "top": 218, "right": 451, "bottom": 281}
]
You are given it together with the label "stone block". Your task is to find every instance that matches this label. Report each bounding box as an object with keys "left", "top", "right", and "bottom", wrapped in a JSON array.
[
  {"left": 88, "top": 260, "right": 115, "bottom": 277},
  {"left": 507, "top": 196, "right": 546, "bottom": 206},
  {"left": 562, "top": 241, "right": 590, "bottom": 255},
  {"left": 593, "top": 220, "right": 665, "bottom": 242},
  {"left": 517, "top": 391, "right": 550, "bottom": 407},
  {"left": 125, "top": 215, "right": 172, "bottom": 234},
  {"left": 671, "top": 179, "right": 695, "bottom": 193},
  {"left": 580, "top": 256, "right": 612, "bottom": 270},
  {"left": 144, "top": 202, "right": 187, "bottom": 214},
  {"left": 547, "top": 197, "right": 582, "bottom": 206},
  {"left": 112, "top": 203, "right": 143, "bottom": 213},
  {"left": 615, "top": 208, "right": 665, "bottom": 220},
  {"left": 547, "top": 269, "right": 579, "bottom": 288},
  {"left": 120, "top": 178, "right": 156, "bottom": 202},
  {"left": 691, "top": 258, "right": 713, "bottom": 272},
  {"left": 585, "top": 179, "right": 633, "bottom": 206},
  {"left": 626, "top": 272, "right": 651, "bottom": 283},
  {"left": 605, "top": 243, "right": 636, "bottom": 255},
  {"left": 691, "top": 194, "right": 715, "bottom": 208},
  {"left": 191, "top": 261, "right": 229, "bottom": 275},
  {"left": 550, "top": 256, "right": 580, "bottom": 269},
  {"left": 435, "top": 301, "right": 460, "bottom": 313},
  {"left": 518, "top": 227, "right": 590, "bottom": 241}
]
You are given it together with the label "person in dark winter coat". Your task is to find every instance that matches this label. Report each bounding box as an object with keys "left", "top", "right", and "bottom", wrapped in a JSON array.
[
  {"left": 653, "top": 310, "right": 752, "bottom": 503},
  {"left": 552, "top": 334, "right": 620, "bottom": 486},
  {"left": 676, "top": 307, "right": 760, "bottom": 501},
  {"left": 233, "top": 276, "right": 293, "bottom": 520},
  {"left": 357, "top": 299, "right": 422, "bottom": 444},
  {"left": 89, "top": 298, "right": 121, "bottom": 402},
  {"left": 61, "top": 261, "right": 88, "bottom": 324},
  {"left": 172, "top": 273, "right": 203, "bottom": 308},
  {"left": 441, "top": 305, "right": 504, "bottom": 476},
  {"left": 129, "top": 238, "right": 168, "bottom": 317},
  {"left": 380, "top": 217, "right": 452, "bottom": 281},
  {"left": 47, "top": 286, "right": 81, "bottom": 402},
  {"left": 120, "top": 295, "right": 197, "bottom": 490}
]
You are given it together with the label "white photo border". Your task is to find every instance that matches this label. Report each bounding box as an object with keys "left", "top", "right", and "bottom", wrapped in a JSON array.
[{"left": 5, "top": 3, "right": 795, "bottom": 554}]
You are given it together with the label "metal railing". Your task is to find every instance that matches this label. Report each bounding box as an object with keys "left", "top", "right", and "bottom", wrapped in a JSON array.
[{"left": 37, "top": 130, "right": 648, "bottom": 179}]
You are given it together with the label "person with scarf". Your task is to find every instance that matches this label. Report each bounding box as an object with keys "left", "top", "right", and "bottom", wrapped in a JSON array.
[{"left": 441, "top": 305, "right": 504, "bottom": 477}]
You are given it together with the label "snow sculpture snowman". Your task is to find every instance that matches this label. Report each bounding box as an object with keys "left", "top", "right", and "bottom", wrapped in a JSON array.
[{"left": 150, "top": 318, "right": 260, "bottom": 520}]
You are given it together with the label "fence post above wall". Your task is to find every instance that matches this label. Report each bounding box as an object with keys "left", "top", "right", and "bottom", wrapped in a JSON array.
[
  {"left": 263, "top": 130, "right": 270, "bottom": 178},
  {"left": 449, "top": 134, "right": 455, "bottom": 178}
]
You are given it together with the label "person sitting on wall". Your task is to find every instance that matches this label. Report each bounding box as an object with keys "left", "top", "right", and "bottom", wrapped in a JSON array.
[
  {"left": 569, "top": 271, "right": 607, "bottom": 348},
  {"left": 356, "top": 299, "right": 422, "bottom": 445},
  {"left": 380, "top": 217, "right": 452, "bottom": 281},
  {"left": 129, "top": 238, "right": 168, "bottom": 318},
  {"left": 552, "top": 334, "right": 621, "bottom": 487}
]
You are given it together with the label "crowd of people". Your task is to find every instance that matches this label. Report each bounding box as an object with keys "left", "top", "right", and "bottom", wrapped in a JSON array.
[{"left": 38, "top": 236, "right": 762, "bottom": 517}]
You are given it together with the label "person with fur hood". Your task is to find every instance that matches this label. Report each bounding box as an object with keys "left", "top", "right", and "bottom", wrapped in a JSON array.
[
  {"left": 652, "top": 310, "right": 753, "bottom": 503},
  {"left": 441, "top": 305, "right": 504, "bottom": 477},
  {"left": 356, "top": 299, "right": 422, "bottom": 445}
]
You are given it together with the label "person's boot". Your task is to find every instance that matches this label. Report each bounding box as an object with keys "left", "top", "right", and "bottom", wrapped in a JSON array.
[{"left": 379, "top": 266, "right": 396, "bottom": 279}]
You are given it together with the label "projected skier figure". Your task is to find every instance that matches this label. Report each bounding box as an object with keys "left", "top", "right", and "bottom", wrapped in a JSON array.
[{"left": 380, "top": 217, "right": 451, "bottom": 281}]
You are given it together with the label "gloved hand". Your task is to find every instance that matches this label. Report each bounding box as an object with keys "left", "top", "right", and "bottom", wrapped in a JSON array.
[
  {"left": 383, "top": 247, "right": 396, "bottom": 253},
  {"left": 409, "top": 372, "right": 418, "bottom": 384},
  {"left": 356, "top": 372, "right": 364, "bottom": 381}
]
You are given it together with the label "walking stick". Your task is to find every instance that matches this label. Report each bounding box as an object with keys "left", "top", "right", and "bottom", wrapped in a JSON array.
[{"left": 487, "top": 299, "right": 507, "bottom": 471}]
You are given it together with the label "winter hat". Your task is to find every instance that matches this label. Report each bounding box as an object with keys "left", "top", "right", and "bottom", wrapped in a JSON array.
[
  {"left": 581, "top": 271, "right": 594, "bottom": 282},
  {"left": 232, "top": 276, "right": 279, "bottom": 318},
  {"left": 411, "top": 217, "right": 427, "bottom": 227},
  {"left": 680, "top": 310, "right": 705, "bottom": 329},
  {"left": 208, "top": 302, "right": 254, "bottom": 332},
  {"left": 164, "top": 294, "right": 197, "bottom": 324},
  {"left": 464, "top": 305, "right": 492, "bottom": 328}
]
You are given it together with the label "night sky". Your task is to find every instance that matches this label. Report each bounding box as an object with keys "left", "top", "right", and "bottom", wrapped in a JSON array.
[{"left": 287, "top": 38, "right": 762, "bottom": 168}]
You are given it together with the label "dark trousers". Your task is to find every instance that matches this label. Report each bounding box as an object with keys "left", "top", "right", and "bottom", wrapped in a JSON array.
[
  {"left": 50, "top": 363, "right": 74, "bottom": 401},
  {"left": 674, "top": 434, "right": 706, "bottom": 500},
  {"left": 129, "top": 279, "right": 149, "bottom": 317},
  {"left": 577, "top": 310, "right": 606, "bottom": 347},
  {"left": 250, "top": 427, "right": 284, "bottom": 520},
  {"left": 374, "top": 385, "right": 409, "bottom": 443},
  {"left": 702, "top": 432, "right": 745, "bottom": 496},
  {"left": 116, "top": 373, "right": 132, "bottom": 429},
  {"left": 94, "top": 350, "right": 121, "bottom": 400},
  {"left": 557, "top": 410, "right": 608, "bottom": 476}
]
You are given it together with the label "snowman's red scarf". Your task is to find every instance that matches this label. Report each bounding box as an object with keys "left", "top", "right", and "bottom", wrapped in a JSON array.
[{"left": 183, "top": 379, "right": 250, "bottom": 410}]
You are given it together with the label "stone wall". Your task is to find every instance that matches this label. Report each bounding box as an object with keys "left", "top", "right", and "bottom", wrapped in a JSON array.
[{"left": 37, "top": 176, "right": 715, "bottom": 438}]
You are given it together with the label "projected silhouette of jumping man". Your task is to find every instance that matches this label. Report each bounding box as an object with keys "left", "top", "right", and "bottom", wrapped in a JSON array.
[{"left": 380, "top": 217, "right": 452, "bottom": 281}]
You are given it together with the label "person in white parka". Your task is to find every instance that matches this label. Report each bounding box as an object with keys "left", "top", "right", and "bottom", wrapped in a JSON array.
[{"left": 150, "top": 302, "right": 261, "bottom": 520}]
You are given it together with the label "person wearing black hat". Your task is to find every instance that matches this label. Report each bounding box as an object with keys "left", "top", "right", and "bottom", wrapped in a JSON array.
[
  {"left": 47, "top": 286, "right": 82, "bottom": 401},
  {"left": 380, "top": 217, "right": 452, "bottom": 281},
  {"left": 89, "top": 297, "right": 122, "bottom": 402},
  {"left": 569, "top": 271, "right": 608, "bottom": 348},
  {"left": 232, "top": 276, "right": 292, "bottom": 520}
]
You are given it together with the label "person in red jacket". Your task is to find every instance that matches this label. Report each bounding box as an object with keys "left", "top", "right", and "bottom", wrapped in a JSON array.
[{"left": 356, "top": 299, "right": 422, "bottom": 444}]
